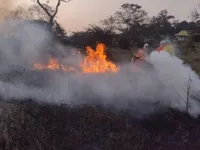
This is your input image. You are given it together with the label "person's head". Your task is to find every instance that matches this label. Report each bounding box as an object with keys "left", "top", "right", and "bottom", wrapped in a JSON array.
[
  {"left": 160, "top": 40, "right": 167, "bottom": 46},
  {"left": 143, "top": 43, "right": 149, "bottom": 50}
]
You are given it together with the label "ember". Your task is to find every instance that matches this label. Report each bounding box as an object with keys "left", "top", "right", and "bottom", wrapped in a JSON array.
[{"left": 32, "top": 43, "right": 119, "bottom": 73}]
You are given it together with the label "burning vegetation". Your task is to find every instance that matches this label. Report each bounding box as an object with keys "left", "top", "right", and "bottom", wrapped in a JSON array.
[
  {"left": 32, "top": 43, "right": 119, "bottom": 73},
  {"left": 32, "top": 57, "right": 77, "bottom": 72},
  {"left": 1, "top": 0, "right": 200, "bottom": 149}
]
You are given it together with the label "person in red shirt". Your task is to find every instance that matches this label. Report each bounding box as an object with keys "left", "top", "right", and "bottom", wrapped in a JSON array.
[
  {"left": 157, "top": 40, "right": 167, "bottom": 52},
  {"left": 131, "top": 43, "right": 149, "bottom": 62}
]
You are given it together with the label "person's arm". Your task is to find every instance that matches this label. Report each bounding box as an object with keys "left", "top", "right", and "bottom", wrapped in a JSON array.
[
  {"left": 131, "top": 52, "right": 137, "bottom": 62},
  {"left": 157, "top": 45, "right": 164, "bottom": 52},
  {"left": 131, "top": 56, "right": 134, "bottom": 62}
]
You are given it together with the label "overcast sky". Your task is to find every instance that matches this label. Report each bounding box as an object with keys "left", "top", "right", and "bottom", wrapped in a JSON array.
[{"left": 56, "top": 0, "right": 198, "bottom": 32}]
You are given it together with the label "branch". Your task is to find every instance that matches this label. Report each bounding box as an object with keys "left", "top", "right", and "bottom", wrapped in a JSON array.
[
  {"left": 36, "top": 0, "right": 52, "bottom": 17},
  {"left": 52, "top": 0, "right": 70, "bottom": 17},
  {"left": 36, "top": 0, "right": 70, "bottom": 26},
  {"left": 186, "top": 72, "right": 192, "bottom": 114}
]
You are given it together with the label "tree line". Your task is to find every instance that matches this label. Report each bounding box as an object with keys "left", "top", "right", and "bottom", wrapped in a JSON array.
[
  {"left": 4, "top": 1, "right": 200, "bottom": 50},
  {"left": 69, "top": 3, "right": 200, "bottom": 49}
]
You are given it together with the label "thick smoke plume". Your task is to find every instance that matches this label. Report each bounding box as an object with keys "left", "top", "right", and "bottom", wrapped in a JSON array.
[{"left": 0, "top": 19, "right": 200, "bottom": 118}]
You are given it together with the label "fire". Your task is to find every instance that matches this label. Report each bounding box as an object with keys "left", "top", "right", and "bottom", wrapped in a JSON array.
[
  {"left": 32, "top": 43, "right": 119, "bottom": 73},
  {"left": 32, "top": 57, "right": 76, "bottom": 72},
  {"left": 81, "top": 43, "right": 119, "bottom": 73}
]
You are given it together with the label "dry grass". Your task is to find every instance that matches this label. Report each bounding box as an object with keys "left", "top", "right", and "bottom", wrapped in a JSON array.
[
  {"left": 0, "top": 100, "right": 200, "bottom": 150},
  {"left": 181, "top": 50, "right": 200, "bottom": 75},
  {"left": 0, "top": 46, "right": 199, "bottom": 149}
]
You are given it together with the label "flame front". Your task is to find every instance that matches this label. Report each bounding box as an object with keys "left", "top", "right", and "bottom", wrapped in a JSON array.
[
  {"left": 32, "top": 58, "right": 76, "bottom": 72},
  {"left": 32, "top": 43, "right": 119, "bottom": 73},
  {"left": 81, "top": 43, "right": 119, "bottom": 73}
]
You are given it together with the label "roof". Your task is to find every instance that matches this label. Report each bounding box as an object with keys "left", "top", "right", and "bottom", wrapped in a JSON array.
[
  {"left": 175, "top": 30, "right": 192, "bottom": 37},
  {"left": 175, "top": 30, "right": 200, "bottom": 37}
]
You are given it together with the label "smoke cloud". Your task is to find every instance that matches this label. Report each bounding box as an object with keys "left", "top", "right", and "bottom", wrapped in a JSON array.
[{"left": 0, "top": 19, "right": 200, "bottom": 118}]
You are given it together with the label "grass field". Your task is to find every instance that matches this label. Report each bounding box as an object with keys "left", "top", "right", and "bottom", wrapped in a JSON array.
[
  {"left": 0, "top": 100, "right": 200, "bottom": 150},
  {"left": 181, "top": 50, "right": 200, "bottom": 75},
  {"left": 0, "top": 45, "right": 199, "bottom": 150}
]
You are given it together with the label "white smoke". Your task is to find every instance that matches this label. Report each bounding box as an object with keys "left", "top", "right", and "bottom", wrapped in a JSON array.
[
  {"left": 0, "top": 19, "right": 200, "bottom": 118},
  {"left": 149, "top": 51, "right": 200, "bottom": 117}
]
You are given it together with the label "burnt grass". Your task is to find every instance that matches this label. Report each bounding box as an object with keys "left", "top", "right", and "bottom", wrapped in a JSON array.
[{"left": 1, "top": 100, "right": 200, "bottom": 150}]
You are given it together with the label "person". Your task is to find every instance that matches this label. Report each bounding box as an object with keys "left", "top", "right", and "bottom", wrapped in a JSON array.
[
  {"left": 157, "top": 40, "right": 166, "bottom": 52},
  {"left": 156, "top": 40, "right": 175, "bottom": 56},
  {"left": 131, "top": 43, "right": 149, "bottom": 62}
]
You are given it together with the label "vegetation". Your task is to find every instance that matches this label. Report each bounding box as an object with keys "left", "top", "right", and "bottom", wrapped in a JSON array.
[
  {"left": 6, "top": 1, "right": 200, "bottom": 56},
  {"left": 0, "top": 1, "right": 200, "bottom": 150},
  {"left": 7, "top": 1, "right": 200, "bottom": 51},
  {"left": 68, "top": 4, "right": 200, "bottom": 50},
  {"left": 1, "top": 100, "right": 200, "bottom": 150}
]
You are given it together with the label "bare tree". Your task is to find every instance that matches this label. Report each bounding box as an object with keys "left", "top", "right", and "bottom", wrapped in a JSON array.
[
  {"left": 191, "top": 2, "right": 200, "bottom": 25},
  {"left": 36, "top": 0, "right": 70, "bottom": 26},
  {"left": 176, "top": 72, "right": 192, "bottom": 115},
  {"left": 186, "top": 73, "right": 192, "bottom": 114},
  {"left": 7, "top": 5, "right": 50, "bottom": 21}
]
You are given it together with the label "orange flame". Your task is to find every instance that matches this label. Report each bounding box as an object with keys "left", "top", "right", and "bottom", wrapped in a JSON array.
[
  {"left": 32, "top": 43, "right": 119, "bottom": 73},
  {"left": 32, "top": 57, "right": 76, "bottom": 72},
  {"left": 81, "top": 43, "right": 119, "bottom": 73}
]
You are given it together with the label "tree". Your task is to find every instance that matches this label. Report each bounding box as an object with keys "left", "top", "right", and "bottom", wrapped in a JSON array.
[
  {"left": 54, "top": 21, "right": 67, "bottom": 43},
  {"left": 86, "top": 25, "right": 115, "bottom": 46},
  {"left": 6, "top": 4, "right": 50, "bottom": 21},
  {"left": 7, "top": 4, "right": 67, "bottom": 39},
  {"left": 35, "top": 0, "right": 71, "bottom": 43},
  {"left": 191, "top": 3, "right": 200, "bottom": 21},
  {"left": 151, "top": 10, "right": 175, "bottom": 24},
  {"left": 149, "top": 9, "right": 175, "bottom": 36},
  {"left": 102, "top": 3, "right": 148, "bottom": 32},
  {"left": 35, "top": 0, "right": 70, "bottom": 26},
  {"left": 174, "top": 20, "right": 198, "bottom": 32},
  {"left": 69, "top": 25, "right": 115, "bottom": 47},
  {"left": 101, "top": 3, "right": 149, "bottom": 49},
  {"left": 191, "top": 3, "right": 200, "bottom": 27}
]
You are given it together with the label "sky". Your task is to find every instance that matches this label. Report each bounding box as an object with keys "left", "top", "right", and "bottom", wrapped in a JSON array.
[
  {"left": 57, "top": 0, "right": 199, "bottom": 33},
  {"left": 6, "top": 0, "right": 200, "bottom": 32}
]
